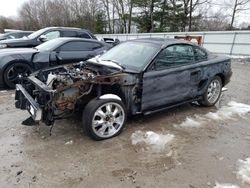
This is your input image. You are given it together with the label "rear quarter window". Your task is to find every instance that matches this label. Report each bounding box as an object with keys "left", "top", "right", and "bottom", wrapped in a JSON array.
[{"left": 194, "top": 47, "right": 207, "bottom": 62}]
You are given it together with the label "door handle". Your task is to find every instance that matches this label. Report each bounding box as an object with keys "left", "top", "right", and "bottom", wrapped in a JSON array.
[
  {"left": 191, "top": 70, "right": 201, "bottom": 76},
  {"left": 190, "top": 70, "right": 201, "bottom": 82}
]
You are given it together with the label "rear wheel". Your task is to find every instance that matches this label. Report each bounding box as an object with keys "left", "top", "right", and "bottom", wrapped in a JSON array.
[
  {"left": 198, "top": 76, "right": 222, "bottom": 106},
  {"left": 4, "top": 63, "right": 32, "bottom": 89},
  {"left": 82, "top": 98, "right": 126, "bottom": 140}
]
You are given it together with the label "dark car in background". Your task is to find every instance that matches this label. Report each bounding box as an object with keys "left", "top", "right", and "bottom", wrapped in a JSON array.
[
  {"left": 0, "top": 31, "right": 33, "bottom": 41},
  {"left": 0, "top": 27, "right": 97, "bottom": 49},
  {"left": 15, "top": 38, "right": 232, "bottom": 140},
  {"left": 0, "top": 38, "right": 110, "bottom": 88}
]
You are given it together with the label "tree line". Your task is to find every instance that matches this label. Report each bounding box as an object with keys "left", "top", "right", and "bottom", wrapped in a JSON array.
[{"left": 0, "top": 0, "right": 250, "bottom": 34}]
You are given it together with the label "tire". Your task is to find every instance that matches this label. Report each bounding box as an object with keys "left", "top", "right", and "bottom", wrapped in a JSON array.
[
  {"left": 4, "top": 62, "right": 32, "bottom": 89},
  {"left": 198, "top": 76, "right": 222, "bottom": 107},
  {"left": 82, "top": 98, "right": 127, "bottom": 140}
]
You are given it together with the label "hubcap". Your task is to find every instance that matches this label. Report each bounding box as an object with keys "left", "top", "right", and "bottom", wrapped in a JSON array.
[
  {"left": 92, "top": 102, "right": 125, "bottom": 138},
  {"left": 7, "top": 64, "right": 31, "bottom": 85},
  {"left": 207, "top": 79, "right": 221, "bottom": 104}
]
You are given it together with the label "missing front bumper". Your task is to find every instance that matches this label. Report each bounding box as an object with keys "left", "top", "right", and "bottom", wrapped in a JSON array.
[{"left": 15, "top": 84, "right": 42, "bottom": 121}]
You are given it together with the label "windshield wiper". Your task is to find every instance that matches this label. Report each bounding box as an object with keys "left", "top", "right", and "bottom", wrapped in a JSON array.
[{"left": 101, "top": 59, "right": 125, "bottom": 69}]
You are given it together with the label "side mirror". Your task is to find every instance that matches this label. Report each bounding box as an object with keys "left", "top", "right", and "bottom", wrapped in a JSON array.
[
  {"left": 38, "top": 35, "right": 47, "bottom": 42},
  {"left": 114, "top": 39, "right": 120, "bottom": 45},
  {"left": 56, "top": 53, "right": 62, "bottom": 61},
  {"left": 8, "top": 35, "right": 15, "bottom": 39}
]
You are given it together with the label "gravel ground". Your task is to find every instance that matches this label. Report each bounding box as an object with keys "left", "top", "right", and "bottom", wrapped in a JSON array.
[{"left": 0, "top": 59, "right": 250, "bottom": 188}]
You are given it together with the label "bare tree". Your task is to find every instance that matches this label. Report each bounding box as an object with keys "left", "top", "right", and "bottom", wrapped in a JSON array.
[
  {"left": 229, "top": 0, "right": 250, "bottom": 29},
  {"left": 101, "top": 0, "right": 112, "bottom": 33},
  {"left": 128, "top": 0, "right": 134, "bottom": 33}
]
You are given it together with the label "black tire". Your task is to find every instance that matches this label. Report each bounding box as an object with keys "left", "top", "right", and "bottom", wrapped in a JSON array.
[
  {"left": 82, "top": 98, "right": 127, "bottom": 140},
  {"left": 4, "top": 62, "right": 32, "bottom": 89},
  {"left": 198, "top": 76, "right": 222, "bottom": 107}
]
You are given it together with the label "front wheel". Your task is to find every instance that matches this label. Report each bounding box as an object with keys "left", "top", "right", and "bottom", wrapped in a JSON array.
[
  {"left": 82, "top": 98, "right": 127, "bottom": 140},
  {"left": 4, "top": 63, "right": 32, "bottom": 89},
  {"left": 198, "top": 76, "right": 222, "bottom": 107}
]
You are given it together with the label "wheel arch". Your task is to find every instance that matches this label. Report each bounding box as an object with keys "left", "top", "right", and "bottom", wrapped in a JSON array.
[
  {"left": 2, "top": 59, "right": 33, "bottom": 73},
  {"left": 215, "top": 73, "right": 225, "bottom": 86}
]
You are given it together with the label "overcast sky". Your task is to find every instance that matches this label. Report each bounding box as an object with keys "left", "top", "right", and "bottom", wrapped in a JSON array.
[
  {"left": 0, "top": 0, "right": 250, "bottom": 27},
  {"left": 0, "top": 0, "right": 28, "bottom": 18}
]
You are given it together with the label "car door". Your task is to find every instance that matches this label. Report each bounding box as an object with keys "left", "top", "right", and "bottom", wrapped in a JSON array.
[
  {"left": 51, "top": 41, "right": 96, "bottom": 65},
  {"left": 141, "top": 44, "right": 203, "bottom": 111}
]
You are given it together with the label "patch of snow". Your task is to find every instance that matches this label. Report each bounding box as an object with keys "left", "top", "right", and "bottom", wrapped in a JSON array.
[
  {"left": 227, "top": 55, "right": 250, "bottom": 59},
  {"left": 99, "top": 94, "right": 121, "bottom": 101},
  {"left": 237, "top": 158, "right": 250, "bottom": 185},
  {"left": 176, "top": 117, "right": 202, "bottom": 128},
  {"left": 65, "top": 140, "right": 73, "bottom": 145},
  {"left": 214, "top": 182, "right": 240, "bottom": 188},
  {"left": 206, "top": 101, "right": 250, "bottom": 121},
  {"left": 88, "top": 57, "right": 123, "bottom": 70},
  {"left": 131, "top": 131, "right": 174, "bottom": 152},
  {"left": 175, "top": 101, "right": 250, "bottom": 128}
]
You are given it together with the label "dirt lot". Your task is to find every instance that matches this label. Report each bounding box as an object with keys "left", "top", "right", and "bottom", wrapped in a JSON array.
[{"left": 0, "top": 59, "right": 250, "bottom": 188}]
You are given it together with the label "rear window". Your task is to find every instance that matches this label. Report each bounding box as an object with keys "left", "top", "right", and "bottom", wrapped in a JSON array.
[{"left": 62, "top": 31, "right": 77, "bottom": 37}]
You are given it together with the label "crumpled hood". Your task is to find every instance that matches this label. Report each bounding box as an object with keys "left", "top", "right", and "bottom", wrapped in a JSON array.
[{"left": 0, "top": 48, "right": 38, "bottom": 57}]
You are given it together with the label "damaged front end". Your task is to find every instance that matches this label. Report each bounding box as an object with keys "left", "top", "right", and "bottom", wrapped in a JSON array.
[{"left": 15, "top": 62, "right": 128, "bottom": 126}]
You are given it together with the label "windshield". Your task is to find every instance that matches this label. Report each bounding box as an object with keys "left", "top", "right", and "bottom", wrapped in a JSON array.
[
  {"left": 35, "top": 38, "right": 63, "bottom": 51},
  {"left": 99, "top": 41, "right": 160, "bottom": 70},
  {"left": 0, "top": 33, "right": 12, "bottom": 39},
  {"left": 27, "top": 28, "right": 48, "bottom": 39}
]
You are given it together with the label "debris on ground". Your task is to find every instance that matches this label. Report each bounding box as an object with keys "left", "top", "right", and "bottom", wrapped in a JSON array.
[
  {"left": 32, "top": 175, "right": 37, "bottom": 182},
  {"left": 16, "top": 170, "right": 23, "bottom": 176}
]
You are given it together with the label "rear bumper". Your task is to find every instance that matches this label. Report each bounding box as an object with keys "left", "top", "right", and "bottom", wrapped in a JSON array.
[{"left": 15, "top": 84, "right": 42, "bottom": 121}]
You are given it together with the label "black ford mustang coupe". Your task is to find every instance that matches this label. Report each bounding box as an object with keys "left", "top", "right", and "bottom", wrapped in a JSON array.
[
  {"left": 0, "top": 38, "right": 111, "bottom": 88},
  {"left": 15, "top": 38, "right": 232, "bottom": 140}
]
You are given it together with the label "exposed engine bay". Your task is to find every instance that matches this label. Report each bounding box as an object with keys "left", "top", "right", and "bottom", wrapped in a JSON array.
[{"left": 15, "top": 62, "right": 138, "bottom": 125}]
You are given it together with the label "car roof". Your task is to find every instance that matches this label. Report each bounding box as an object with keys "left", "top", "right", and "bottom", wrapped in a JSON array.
[
  {"left": 44, "top": 27, "right": 91, "bottom": 32},
  {"left": 54, "top": 37, "right": 101, "bottom": 43},
  {"left": 131, "top": 38, "right": 197, "bottom": 47}
]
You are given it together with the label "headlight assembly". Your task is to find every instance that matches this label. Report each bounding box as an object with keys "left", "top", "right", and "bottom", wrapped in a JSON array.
[{"left": 0, "top": 44, "right": 7, "bottom": 48}]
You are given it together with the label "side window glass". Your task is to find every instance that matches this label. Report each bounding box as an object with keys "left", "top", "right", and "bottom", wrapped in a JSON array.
[
  {"left": 194, "top": 47, "right": 207, "bottom": 62},
  {"left": 45, "top": 31, "right": 60, "bottom": 40},
  {"left": 60, "top": 42, "right": 95, "bottom": 51},
  {"left": 91, "top": 42, "right": 102, "bottom": 50},
  {"left": 154, "top": 45, "right": 194, "bottom": 70},
  {"left": 63, "top": 31, "right": 77, "bottom": 37},
  {"left": 79, "top": 32, "right": 91, "bottom": 39}
]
